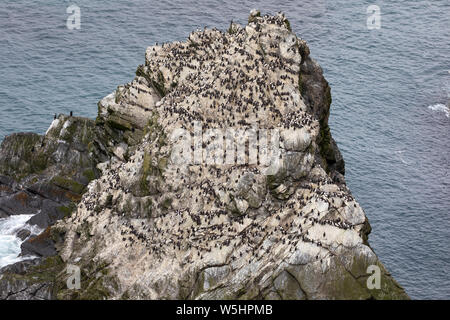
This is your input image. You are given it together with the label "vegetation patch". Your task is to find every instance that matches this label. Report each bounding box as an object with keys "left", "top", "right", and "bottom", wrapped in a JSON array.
[
  {"left": 0, "top": 133, "right": 49, "bottom": 180},
  {"left": 266, "top": 170, "right": 287, "bottom": 191},
  {"left": 135, "top": 65, "right": 153, "bottom": 85},
  {"left": 137, "top": 65, "right": 167, "bottom": 97},
  {"left": 152, "top": 71, "right": 167, "bottom": 97},
  {"left": 161, "top": 197, "right": 173, "bottom": 210},
  {"left": 51, "top": 176, "right": 85, "bottom": 195},
  {"left": 1, "top": 255, "right": 65, "bottom": 294},
  {"left": 227, "top": 21, "right": 238, "bottom": 35},
  {"left": 83, "top": 168, "right": 96, "bottom": 182},
  {"left": 106, "top": 114, "right": 132, "bottom": 131},
  {"left": 58, "top": 202, "right": 77, "bottom": 218}
]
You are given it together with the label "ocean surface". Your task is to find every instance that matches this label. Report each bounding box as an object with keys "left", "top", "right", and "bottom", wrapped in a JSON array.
[{"left": 0, "top": 0, "right": 448, "bottom": 299}]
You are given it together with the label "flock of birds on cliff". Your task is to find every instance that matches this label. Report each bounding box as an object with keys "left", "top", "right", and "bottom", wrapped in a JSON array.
[{"left": 68, "top": 13, "right": 360, "bottom": 267}]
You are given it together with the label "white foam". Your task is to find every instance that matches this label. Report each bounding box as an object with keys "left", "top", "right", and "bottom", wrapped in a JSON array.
[
  {"left": 0, "top": 214, "right": 36, "bottom": 269},
  {"left": 428, "top": 104, "right": 449, "bottom": 118}
]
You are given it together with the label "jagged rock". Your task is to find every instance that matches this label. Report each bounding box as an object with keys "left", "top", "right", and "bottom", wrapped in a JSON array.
[
  {"left": 21, "top": 227, "right": 56, "bottom": 258},
  {"left": 0, "top": 277, "right": 52, "bottom": 300},
  {"left": 16, "top": 229, "right": 31, "bottom": 241},
  {"left": 273, "top": 270, "right": 305, "bottom": 300},
  {"left": 0, "top": 256, "right": 64, "bottom": 300},
  {"left": 0, "top": 11, "right": 408, "bottom": 300},
  {"left": 0, "top": 116, "right": 102, "bottom": 224},
  {"left": 0, "top": 258, "right": 41, "bottom": 275},
  {"left": 0, "top": 115, "right": 111, "bottom": 299}
]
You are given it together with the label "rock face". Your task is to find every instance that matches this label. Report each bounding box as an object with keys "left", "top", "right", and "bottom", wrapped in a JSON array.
[
  {"left": 0, "top": 116, "right": 103, "bottom": 258},
  {"left": 0, "top": 11, "right": 408, "bottom": 300}
]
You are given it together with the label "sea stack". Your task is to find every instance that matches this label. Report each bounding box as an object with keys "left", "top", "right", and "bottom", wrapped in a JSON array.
[{"left": 0, "top": 11, "right": 408, "bottom": 300}]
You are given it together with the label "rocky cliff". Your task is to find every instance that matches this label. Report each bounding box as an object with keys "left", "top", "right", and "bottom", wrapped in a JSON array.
[{"left": 0, "top": 11, "right": 408, "bottom": 300}]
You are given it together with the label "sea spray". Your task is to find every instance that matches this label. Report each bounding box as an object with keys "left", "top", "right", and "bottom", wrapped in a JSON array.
[{"left": 0, "top": 214, "right": 36, "bottom": 268}]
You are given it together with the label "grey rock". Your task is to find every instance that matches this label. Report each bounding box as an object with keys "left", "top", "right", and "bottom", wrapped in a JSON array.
[{"left": 0, "top": 258, "right": 41, "bottom": 275}]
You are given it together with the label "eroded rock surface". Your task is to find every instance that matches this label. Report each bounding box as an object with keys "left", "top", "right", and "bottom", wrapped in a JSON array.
[{"left": 0, "top": 11, "right": 408, "bottom": 300}]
